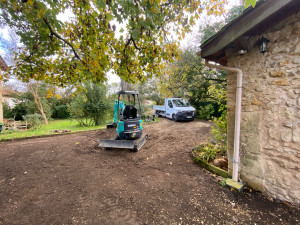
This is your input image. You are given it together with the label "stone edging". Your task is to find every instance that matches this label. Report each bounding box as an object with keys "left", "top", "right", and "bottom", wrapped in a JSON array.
[{"left": 191, "top": 152, "right": 231, "bottom": 178}]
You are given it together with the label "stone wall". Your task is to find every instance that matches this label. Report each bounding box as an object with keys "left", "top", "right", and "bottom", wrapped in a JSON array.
[{"left": 226, "top": 12, "right": 300, "bottom": 205}]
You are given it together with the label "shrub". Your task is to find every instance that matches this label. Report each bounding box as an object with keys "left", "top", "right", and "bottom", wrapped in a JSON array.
[
  {"left": 52, "top": 105, "right": 70, "bottom": 119},
  {"left": 11, "top": 102, "right": 28, "bottom": 121},
  {"left": 68, "top": 82, "right": 111, "bottom": 126},
  {"left": 3, "top": 102, "right": 14, "bottom": 119},
  {"left": 68, "top": 95, "right": 87, "bottom": 126},
  {"left": 219, "top": 178, "right": 228, "bottom": 187},
  {"left": 23, "top": 114, "right": 44, "bottom": 129},
  {"left": 192, "top": 142, "right": 220, "bottom": 162},
  {"left": 197, "top": 104, "right": 215, "bottom": 120},
  {"left": 192, "top": 110, "right": 227, "bottom": 165},
  {"left": 210, "top": 113, "right": 227, "bottom": 153}
]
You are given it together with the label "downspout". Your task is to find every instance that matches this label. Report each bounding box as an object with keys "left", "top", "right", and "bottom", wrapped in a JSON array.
[{"left": 205, "top": 59, "right": 243, "bottom": 182}]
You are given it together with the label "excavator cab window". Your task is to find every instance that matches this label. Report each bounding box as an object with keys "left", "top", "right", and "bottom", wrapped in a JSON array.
[
  {"left": 123, "top": 105, "right": 137, "bottom": 119},
  {"left": 117, "top": 91, "right": 142, "bottom": 121}
]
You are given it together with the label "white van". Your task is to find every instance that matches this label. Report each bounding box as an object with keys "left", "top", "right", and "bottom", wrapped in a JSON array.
[{"left": 153, "top": 98, "right": 196, "bottom": 121}]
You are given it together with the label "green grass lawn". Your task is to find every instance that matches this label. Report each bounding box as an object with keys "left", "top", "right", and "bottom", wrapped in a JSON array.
[
  {"left": 0, "top": 117, "right": 160, "bottom": 141},
  {"left": 0, "top": 119, "right": 106, "bottom": 141}
]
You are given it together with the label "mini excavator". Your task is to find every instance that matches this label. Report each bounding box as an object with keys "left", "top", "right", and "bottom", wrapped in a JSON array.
[{"left": 99, "top": 90, "right": 148, "bottom": 151}]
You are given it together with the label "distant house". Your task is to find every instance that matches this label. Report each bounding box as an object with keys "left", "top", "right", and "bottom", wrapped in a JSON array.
[
  {"left": 2, "top": 87, "right": 18, "bottom": 108},
  {"left": 0, "top": 55, "right": 8, "bottom": 123},
  {"left": 200, "top": 0, "right": 300, "bottom": 205}
]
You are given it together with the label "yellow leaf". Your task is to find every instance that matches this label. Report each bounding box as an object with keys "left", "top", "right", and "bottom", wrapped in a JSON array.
[
  {"left": 46, "top": 89, "right": 53, "bottom": 98},
  {"left": 55, "top": 94, "right": 61, "bottom": 99}
]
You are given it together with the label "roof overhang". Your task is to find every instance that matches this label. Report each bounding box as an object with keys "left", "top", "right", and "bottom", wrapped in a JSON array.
[{"left": 200, "top": 0, "right": 300, "bottom": 65}]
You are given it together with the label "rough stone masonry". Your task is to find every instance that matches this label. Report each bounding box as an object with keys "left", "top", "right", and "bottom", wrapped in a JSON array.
[{"left": 226, "top": 11, "right": 300, "bottom": 205}]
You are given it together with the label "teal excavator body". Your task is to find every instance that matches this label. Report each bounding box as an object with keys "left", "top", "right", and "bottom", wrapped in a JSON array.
[{"left": 99, "top": 90, "right": 148, "bottom": 151}]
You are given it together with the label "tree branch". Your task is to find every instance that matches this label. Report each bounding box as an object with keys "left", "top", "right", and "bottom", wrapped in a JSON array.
[
  {"left": 131, "top": 38, "right": 142, "bottom": 51},
  {"left": 203, "top": 77, "right": 226, "bottom": 82},
  {"left": 124, "top": 35, "right": 143, "bottom": 52},
  {"left": 43, "top": 17, "right": 81, "bottom": 60}
]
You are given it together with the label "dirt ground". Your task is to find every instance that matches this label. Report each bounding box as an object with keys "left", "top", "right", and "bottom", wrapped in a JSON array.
[{"left": 0, "top": 119, "right": 299, "bottom": 225}]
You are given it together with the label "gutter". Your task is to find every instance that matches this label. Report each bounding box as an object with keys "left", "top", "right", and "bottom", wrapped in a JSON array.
[{"left": 205, "top": 59, "right": 242, "bottom": 182}]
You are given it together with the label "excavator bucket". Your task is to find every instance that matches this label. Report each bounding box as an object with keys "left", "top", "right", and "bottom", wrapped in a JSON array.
[{"left": 99, "top": 133, "right": 148, "bottom": 151}]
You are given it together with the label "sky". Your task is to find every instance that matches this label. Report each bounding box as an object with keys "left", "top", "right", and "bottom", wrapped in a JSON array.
[{"left": 0, "top": 0, "right": 243, "bottom": 85}]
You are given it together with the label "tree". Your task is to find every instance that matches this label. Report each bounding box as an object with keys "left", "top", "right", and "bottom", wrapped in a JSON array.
[
  {"left": 244, "top": 0, "right": 258, "bottom": 8},
  {"left": 0, "top": 0, "right": 227, "bottom": 87},
  {"left": 0, "top": 70, "right": 3, "bottom": 123},
  {"left": 225, "top": 5, "right": 244, "bottom": 23},
  {"left": 199, "top": 5, "right": 244, "bottom": 44},
  {"left": 157, "top": 48, "right": 226, "bottom": 119},
  {"left": 0, "top": 57, "right": 8, "bottom": 123},
  {"left": 0, "top": 28, "right": 19, "bottom": 66},
  {"left": 11, "top": 102, "right": 27, "bottom": 121},
  {"left": 158, "top": 48, "right": 207, "bottom": 97},
  {"left": 133, "top": 77, "right": 164, "bottom": 105},
  {"left": 69, "top": 82, "right": 111, "bottom": 126},
  {"left": 50, "top": 88, "right": 73, "bottom": 119},
  {"left": 8, "top": 81, "right": 56, "bottom": 122},
  {"left": 108, "top": 82, "right": 120, "bottom": 97},
  {"left": 121, "top": 79, "right": 132, "bottom": 92},
  {"left": 2, "top": 102, "right": 13, "bottom": 119},
  {"left": 27, "top": 82, "right": 50, "bottom": 124}
]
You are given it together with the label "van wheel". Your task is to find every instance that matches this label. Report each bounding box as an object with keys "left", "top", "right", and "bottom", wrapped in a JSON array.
[
  {"left": 156, "top": 111, "right": 162, "bottom": 117},
  {"left": 172, "top": 114, "right": 177, "bottom": 122}
]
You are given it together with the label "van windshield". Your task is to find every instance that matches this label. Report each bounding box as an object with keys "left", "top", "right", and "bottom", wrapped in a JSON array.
[{"left": 172, "top": 99, "right": 190, "bottom": 107}]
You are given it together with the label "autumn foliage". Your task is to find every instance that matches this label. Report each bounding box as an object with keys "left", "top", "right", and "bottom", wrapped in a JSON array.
[{"left": 0, "top": 0, "right": 227, "bottom": 86}]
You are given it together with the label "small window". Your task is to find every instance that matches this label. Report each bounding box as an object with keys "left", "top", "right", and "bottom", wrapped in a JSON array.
[{"left": 168, "top": 100, "right": 173, "bottom": 108}]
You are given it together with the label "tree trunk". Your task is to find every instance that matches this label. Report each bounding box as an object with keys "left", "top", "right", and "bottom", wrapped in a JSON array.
[
  {"left": 121, "top": 79, "right": 132, "bottom": 91},
  {"left": 94, "top": 116, "right": 99, "bottom": 126},
  {"left": 120, "top": 79, "right": 132, "bottom": 101},
  {"left": 38, "top": 105, "right": 48, "bottom": 125},
  {"left": 27, "top": 82, "right": 48, "bottom": 125}
]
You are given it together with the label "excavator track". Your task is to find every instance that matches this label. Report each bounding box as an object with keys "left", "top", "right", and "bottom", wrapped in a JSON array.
[
  {"left": 99, "top": 133, "right": 148, "bottom": 151},
  {"left": 133, "top": 133, "right": 148, "bottom": 151}
]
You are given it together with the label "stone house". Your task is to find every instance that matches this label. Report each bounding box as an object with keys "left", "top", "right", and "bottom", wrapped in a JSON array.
[
  {"left": 200, "top": 0, "right": 300, "bottom": 205},
  {"left": 0, "top": 55, "right": 8, "bottom": 123}
]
